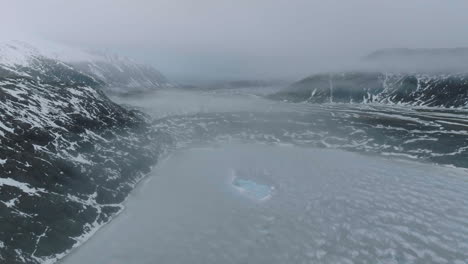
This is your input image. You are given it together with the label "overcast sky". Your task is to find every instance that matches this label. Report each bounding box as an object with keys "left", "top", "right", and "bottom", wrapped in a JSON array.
[{"left": 2, "top": 0, "right": 468, "bottom": 81}]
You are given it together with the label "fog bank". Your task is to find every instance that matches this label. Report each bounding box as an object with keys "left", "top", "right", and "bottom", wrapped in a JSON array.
[{"left": 3, "top": 0, "right": 468, "bottom": 80}]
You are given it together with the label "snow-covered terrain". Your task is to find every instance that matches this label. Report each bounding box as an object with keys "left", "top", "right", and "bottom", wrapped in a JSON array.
[
  {"left": 271, "top": 48, "right": 468, "bottom": 107},
  {"left": 0, "top": 40, "right": 170, "bottom": 94},
  {"left": 1, "top": 41, "right": 468, "bottom": 264},
  {"left": 0, "top": 41, "right": 172, "bottom": 263},
  {"left": 62, "top": 88, "right": 468, "bottom": 264},
  {"left": 271, "top": 72, "right": 468, "bottom": 108},
  {"left": 68, "top": 51, "right": 171, "bottom": 94}
]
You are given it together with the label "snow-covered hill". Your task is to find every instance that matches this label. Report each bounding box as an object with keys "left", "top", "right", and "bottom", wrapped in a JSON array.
[
  {"left": 0, "top": 41, "right": 172, "bottom": 263},
  {"left": 0, "top": 40, "right": 170, "bottom": 94},
  {"left": 0, "top": 41, "right": 100, "bottom": 86},
  {"left": 68, "top": 51, "right": 170, "bottom": 94},
  {"left": 271, "top": 72, "right": 468, "bottom": 108},
  {"left": 270, "top": 47, "right": 468, "bottom": 107}
]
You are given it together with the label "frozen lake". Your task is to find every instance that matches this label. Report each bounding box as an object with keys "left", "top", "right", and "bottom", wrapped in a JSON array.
[
  {"left": 63, "top": 143, "right": 468, "bottom": 264},
  {"left": 63, "top": 88, "right": 468, "bottom": 263}
]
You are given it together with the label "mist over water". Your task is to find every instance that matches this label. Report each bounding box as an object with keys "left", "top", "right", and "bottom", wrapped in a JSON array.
[{"left": 62, "top": 87, "right": 468, "bottom": 264}]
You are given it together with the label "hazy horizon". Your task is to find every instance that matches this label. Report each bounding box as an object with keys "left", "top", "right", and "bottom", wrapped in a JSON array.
[{"left": 3, "top": 0, "right": 468, "bottom": 81}]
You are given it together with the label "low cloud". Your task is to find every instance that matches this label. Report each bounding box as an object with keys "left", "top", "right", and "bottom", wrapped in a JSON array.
[{"left": 3, "top": 0, "right": 468, "bottom": 80}]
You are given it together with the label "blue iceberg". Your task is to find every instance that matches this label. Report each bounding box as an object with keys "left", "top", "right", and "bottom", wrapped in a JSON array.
[{"left": 232, "top": 177, "right": 274, "bottom": 201}]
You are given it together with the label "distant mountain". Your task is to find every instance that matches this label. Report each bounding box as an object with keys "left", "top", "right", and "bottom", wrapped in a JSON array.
[
  {"left": 0, "top": 41, "right": 172, "bottom": 263},
  {"left": 363, "top": 47, "right": 468, "bottom": 73},
  {"left": 270, "top": 72, "right": 468, "bottom": 108},
  {"left": 67, "top": 51, "right": 171, "bottom": 94},
  {"left": 0, "top": 40, "right": 171, "bottom": 94},
  {"left": 270, "top": 46, "right": 468, "bottom": 107}
]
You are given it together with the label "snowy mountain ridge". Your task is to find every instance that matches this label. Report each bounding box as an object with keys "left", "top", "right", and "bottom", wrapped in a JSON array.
[
  {"left": 0, "top": 40, "right": 170, "bottom": 93},
  {"left": 271, "top": 72, "right": 468, "bottom": 108},
  {"left": 0, "top": 41, "right": 172, "bottom": 263}
]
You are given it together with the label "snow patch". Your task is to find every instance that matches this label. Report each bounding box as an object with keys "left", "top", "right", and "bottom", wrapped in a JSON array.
[{"left": 0, "top": 178, "right": 45, "bottom": 196}]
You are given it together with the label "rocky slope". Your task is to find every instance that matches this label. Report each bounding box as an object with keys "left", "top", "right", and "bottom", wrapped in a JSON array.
[
  {"left": 271, "top": 72, "right": 468, "bottom": 108},
  {"left": 0, "top": 40, "right": 170, "bottom": 94},
  {"left": 271, "top": 47, "right": 468, "bottom": 108},
  {"left": 0, "top": 41, "right": 100, "bottom": 85},
  {"left": 0, "top": 42, "right": 172, "bottom": 263},
  {"left": 67, "top": 51, "right": 170, "bottom": 95}
]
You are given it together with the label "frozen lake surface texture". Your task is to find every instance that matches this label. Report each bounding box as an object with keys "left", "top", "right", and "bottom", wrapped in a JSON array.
[{"left": 63, "top": 88, "right": 468, "bottom": 264}]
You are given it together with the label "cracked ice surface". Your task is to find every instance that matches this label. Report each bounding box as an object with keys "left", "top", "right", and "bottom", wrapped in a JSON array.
[
  {"left": 62, "top": 88, "right": 468, "bottom": 264},
  {"left": 63, "top": 144, "right": 468, "bottom": 264}
]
